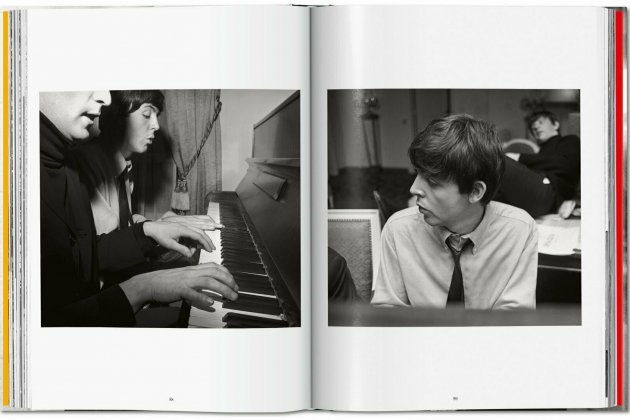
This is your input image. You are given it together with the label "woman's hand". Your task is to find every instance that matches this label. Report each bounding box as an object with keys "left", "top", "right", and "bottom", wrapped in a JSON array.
[
  {"left": 120, "top": 263, "right": 238, "bottom": 312},
  {"left": 143, "top": 220, "right": 215, "bottom": 257},
  {"left": 159, "top": 211, "right": 224, "bottom": 231}
]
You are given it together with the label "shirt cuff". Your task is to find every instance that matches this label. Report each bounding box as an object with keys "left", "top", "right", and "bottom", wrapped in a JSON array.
[{"left": 132, "top": 221, "right": 157, "bottom": 256}]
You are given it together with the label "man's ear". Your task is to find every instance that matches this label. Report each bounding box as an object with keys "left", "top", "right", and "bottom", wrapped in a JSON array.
[
  {"left": 553, "top": 121, "right": 560, "bottom": 130},
  {"left": 468, "top": 181, "right": 487, "bottom": 204}
]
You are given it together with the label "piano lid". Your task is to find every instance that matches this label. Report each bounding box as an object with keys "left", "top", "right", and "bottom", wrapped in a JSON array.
[{"left": 252, "top": 91, "right": 300, "bottom": 159}]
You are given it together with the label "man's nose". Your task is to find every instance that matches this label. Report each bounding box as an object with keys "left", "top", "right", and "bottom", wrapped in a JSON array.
[
  {"left": 150, "top": 115, "right": 160, "bottom": 131},
  {"left": 410, "top": 181, "right": 426, "bottom": 197},
  {"left": 93, "top": 90, "right": 111, "bottom": 107},
  {"left": 411, "top": 188, "right": 426, "bottom": 198}
]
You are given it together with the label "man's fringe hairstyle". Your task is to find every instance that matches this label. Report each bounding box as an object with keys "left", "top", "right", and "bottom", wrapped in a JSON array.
[
  {"left": 98, "top": 90, "right": 165, "bottom": 142},
  {"left": 526, "top": 110, "right": 560, "bottom": 136},
  {"left": 408, "top": 114, "right": 505, "bottom": 205}
]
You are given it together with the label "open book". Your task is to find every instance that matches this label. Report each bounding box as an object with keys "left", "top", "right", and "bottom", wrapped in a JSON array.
[{"left": 3, "top": 5, "right": 626, "bottom": 412}]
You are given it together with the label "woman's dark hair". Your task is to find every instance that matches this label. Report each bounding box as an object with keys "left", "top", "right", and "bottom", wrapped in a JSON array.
[
  {"left": 408, "top": 114, "right": 505, "bottom": 205},
  {"left": 98, "top": 90, "right": 165, "bottom": 141}
]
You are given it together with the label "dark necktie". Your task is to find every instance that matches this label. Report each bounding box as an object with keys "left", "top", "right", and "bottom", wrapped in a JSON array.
[
  {"left": 446, "top": 234, "right": 470, "bottom": 307},
  {"left": 118, "top": 168, "right": 133, "bottom": 229}
]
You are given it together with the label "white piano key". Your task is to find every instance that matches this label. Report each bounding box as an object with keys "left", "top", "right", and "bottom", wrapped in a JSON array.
[
  {"left": 207, "top": 201, "right": 220, "bottom": 221},
  {"left": 188, "top": 301, "right": 284, "bottom": 328},
  {"left": 198, "top": 202, "right": 222, "bottom": 265},
  {"left": 189, "top": 201, "right": 283, "bottom": 328}
]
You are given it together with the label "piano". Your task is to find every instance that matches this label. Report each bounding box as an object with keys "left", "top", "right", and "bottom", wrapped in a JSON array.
[{"left": 179, "top": 91, "right": 301, "bottom": 328}]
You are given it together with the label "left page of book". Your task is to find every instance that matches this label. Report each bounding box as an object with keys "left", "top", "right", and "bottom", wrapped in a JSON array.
[{"left": 22, "top": 6, "right": 309, "bottom": 411}]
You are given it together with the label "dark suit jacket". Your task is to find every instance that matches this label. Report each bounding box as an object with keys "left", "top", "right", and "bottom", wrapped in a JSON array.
[
  {"left": 40, "top": 113, "right": 155, "bottom": 327},
  {"left": 518, "top": 134, "right": 581, "bottom": 202}
]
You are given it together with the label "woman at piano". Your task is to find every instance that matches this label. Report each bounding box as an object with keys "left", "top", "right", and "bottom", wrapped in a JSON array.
[{"left": 75, "top": 90, "right": 221, "bottom": 237}]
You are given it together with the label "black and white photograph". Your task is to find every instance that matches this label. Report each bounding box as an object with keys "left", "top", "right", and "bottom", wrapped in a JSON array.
[
  {"left": 327, "top": 89, "right": 581, "bottom": 326},
  {"left": 40, "top": 89, "right": 301, "bottom": 328}
]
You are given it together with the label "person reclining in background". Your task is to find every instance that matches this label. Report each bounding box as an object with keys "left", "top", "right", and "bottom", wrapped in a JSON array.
[
  {"left": 495, "top": 110, "right": 581, "bottom": 219},
  {"left": 371, "top": 114, "right": 537, "bottom": 310},
  {"left": 40, "top": 91, "right": 238, "bottom": 327}
]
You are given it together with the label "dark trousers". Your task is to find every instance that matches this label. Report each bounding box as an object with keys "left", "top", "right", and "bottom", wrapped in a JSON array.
[{"left": 495, "top": 157, "right": 557, "bottom": 219}]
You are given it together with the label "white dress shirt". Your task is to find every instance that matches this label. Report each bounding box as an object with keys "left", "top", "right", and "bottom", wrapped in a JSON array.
[{"left": 371, "top": 201, "right": 538, "bottom": 310}]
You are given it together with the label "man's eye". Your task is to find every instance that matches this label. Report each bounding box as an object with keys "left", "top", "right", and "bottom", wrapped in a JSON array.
[
  {"left": 427, "top": 179, "right": 439, "bottom": 187},
  {"left": 142, "top": 113, "right": 150, "bottom": 118}
]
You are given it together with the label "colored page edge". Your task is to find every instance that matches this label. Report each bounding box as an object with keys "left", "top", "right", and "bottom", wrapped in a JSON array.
[
  {"left": 2, "top": 10, "right": 8, "bottom": 408},
  {"left": 615, "top": 8, "right": 625, "bottom": 408}
]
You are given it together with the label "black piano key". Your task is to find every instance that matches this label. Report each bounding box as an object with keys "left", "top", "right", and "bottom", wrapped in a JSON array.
[
  {"left": 232, "top": 271, "right": 269, "bottom": 281},
  {"left": 223, "top": 252, "right": 258, "bottom": 261},
  {"left": 221, "top": 238, "right": 256, "bottom": 246},
  {"left": 223, "top": 256, "right": 261, "bottom": 265},
  {"left": 222, "top": 242, "right": 255, "bottom": 249},
  {"left": 221, "top": 247, "right": 258, "bottom": 256},
  {"left": 221, "top": 230, "right": 250, "bottom": 236},
  {"left": 231, "top": 292, "right": 279, "bottom": 306},
  {"left": 223, "top": 293, "right": 282, "bottom": 315},
  {"left": 232, "top": 293, "right": 279, "bottom": 307},
  {"left": 223, "top": 223, "right": 246, "bottom": 228},
  {"left": 222, "top": 239, "right": 253, "bottom": 245},
  {"left": 221, "top": 249, "right": 260, "bottom": 258},
  {"left": 223, "top": 261, "right": 265, "bottom": 271},
  {"left": 222, "top": 312, "right": 288, "bottom": 328},
  {"left": 221, "top": 301, "right": 280, "bottom": 317},
  {"left": 221, "top": 242, "right": 256, "bottom": 248},
  {"left": 235, "top": 283, "right": 274, "bottom": 296},
  {"left": 222, "top": 232, "right": 248, "bottom": 238},
  {"left": 221, "top": 251, "right": 260, "bottom": 259},
  {"left": 227, "top": 264, "right": 266, "bottom": 275},
  {"left": 222, "top": 256, "right": 263, "bottom": 265},
  {"left": 233, "top": 278, "right": 275, "bottom": 295},
  {"left": 221, "top": 244, "right": 256, "bottom": 251},
  {"left": 220, "top": 229, "right": 250, "bottom": 235},
  {"left": 221, "top": 245, "right": 257, "bottom": 251}
]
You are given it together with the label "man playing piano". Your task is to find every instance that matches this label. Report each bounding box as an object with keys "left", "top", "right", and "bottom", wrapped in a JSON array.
[
  {"left": 371, "top": 114, "right": 538, "bottom": 310},
  {"left": 40, "top": 91, "right": 238, "bottom": 327}
]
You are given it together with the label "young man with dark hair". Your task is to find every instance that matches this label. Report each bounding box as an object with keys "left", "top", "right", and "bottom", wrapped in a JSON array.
[
  {"left": 497, "top": 110, "right": 580, "bottom": 218},
  {"left": 371, "top": 114, "right": 537, "bottom": 310}
]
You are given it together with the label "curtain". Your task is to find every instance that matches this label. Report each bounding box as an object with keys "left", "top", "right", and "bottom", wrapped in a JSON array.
[{"left": 131, "top": 89, "right": 222, "bottom": 218}]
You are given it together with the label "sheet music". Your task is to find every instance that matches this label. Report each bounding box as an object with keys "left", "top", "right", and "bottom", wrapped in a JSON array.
[{"left": 537, "top": 215, "right": 581, "bottom": 256}]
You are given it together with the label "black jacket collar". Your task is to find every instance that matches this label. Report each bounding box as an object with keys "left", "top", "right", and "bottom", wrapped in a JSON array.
[{"left": 40, "top": 112, "right": 72, "bottom": 169}]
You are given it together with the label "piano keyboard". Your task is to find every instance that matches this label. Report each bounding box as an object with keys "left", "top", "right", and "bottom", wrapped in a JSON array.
[{"left": 187, "top": 201, "right": 289, "bottom": 328}]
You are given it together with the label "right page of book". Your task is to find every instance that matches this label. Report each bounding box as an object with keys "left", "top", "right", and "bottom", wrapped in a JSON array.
[{"left": 312, "top": 5, "right": 609, "bottom": 410}]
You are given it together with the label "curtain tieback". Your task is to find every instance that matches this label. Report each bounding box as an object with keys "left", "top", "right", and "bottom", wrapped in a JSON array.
[
  {"left": 172, "top": 94, "right": 222, "bottom": 214},
  {"left": 172, "top": 172, "right": 190, "bottom": 214}
]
